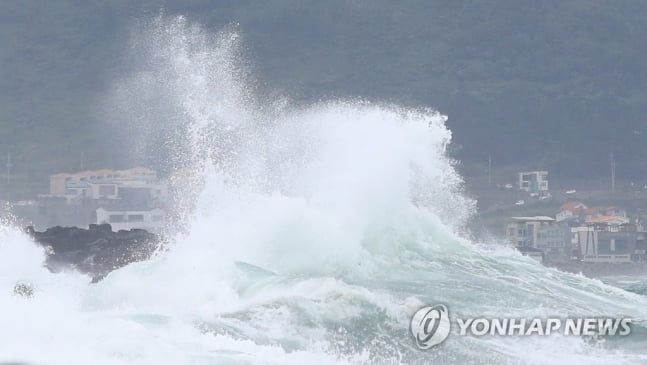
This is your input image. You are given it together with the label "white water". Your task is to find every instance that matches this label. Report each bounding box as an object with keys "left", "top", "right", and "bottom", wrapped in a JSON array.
[{"left": 2, "top": 16, "right": 647, "bottom": 364}]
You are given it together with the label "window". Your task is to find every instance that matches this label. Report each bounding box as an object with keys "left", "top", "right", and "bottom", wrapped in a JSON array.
[
  {"left": 109, "top": 214, "right": 124, "bottom": 223},
  {"left": 615, "top": 239, "right": 629, "bottom": 253},
  {"left": 128, "top": 214, "right": 144, "bottom": 222},
  {"left": 598, "top": 240, "right": 611, "bottom": 254}
]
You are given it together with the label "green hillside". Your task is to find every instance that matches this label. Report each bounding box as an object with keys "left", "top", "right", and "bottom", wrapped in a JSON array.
[{"left": 2, "top": 0, "right": 647, "bottom": 198}]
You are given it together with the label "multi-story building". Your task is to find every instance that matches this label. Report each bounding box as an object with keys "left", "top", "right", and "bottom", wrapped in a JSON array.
[
  {"left": 517, "top": 171, "right": 549, "bottom": 196},
  {"left": 49, "top": 167, "right": 165, "bottom": 201},
  {"left": 573, "top": 216, "right": 647, "bottom": 263},
  {"left": 28, "top": 167, "right": 168, "bottom": 230},
  {"left": 96, "top": 207, "right": 165, "bottom": 233},
  {"left": 506, "top": 216, "right": 571, "bottom": 262}
]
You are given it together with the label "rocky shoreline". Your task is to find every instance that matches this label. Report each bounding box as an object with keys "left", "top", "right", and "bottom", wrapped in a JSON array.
[
  {"left": 26, "top": 223, "right": 162, "bottom": 282},
  {"left": 24, "top": 223, "right": 647, "bottom": 283}
]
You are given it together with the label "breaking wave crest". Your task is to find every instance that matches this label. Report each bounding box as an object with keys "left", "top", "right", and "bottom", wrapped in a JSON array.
[{"left": 1, "top": 16, "right": 647, "bottom": 364}]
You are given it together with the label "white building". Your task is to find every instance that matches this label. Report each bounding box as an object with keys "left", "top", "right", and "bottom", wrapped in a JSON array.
[
  {"left": 517, "top": 171, "right": 549, "bottom": 195},
  {"left": 96, "top": 207, "right": 165, "bottom": 233}
]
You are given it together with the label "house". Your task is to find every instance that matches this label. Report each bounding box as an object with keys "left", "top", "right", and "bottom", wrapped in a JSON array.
[
  {"left": 48, "top": 167, "right": 167, "bottom": 204},
  {"left": 598, "top": 206, "right": 627, "bottom": 217},
  {"left": 573, "top": 216, "right": 646, "bottom": 263},
  {"left": 33, "top": 167, "right": 168, "bottom": 230},
  {"left": 96, "top": 207, "right": 165, "bottom": 233},
  {"left": 49, "top": 173, "right": 72, "bottom": 196},
  {"left": 557, "top": 201, "right": 627, "bottom": 223},
  {"left": 556, "top": 201, "right": 588, "bottom": 222},
  {"left": 518, "top": 171, "right": 549, "bottom": 196},
  {"left": 49, "top": 168, "right": 117, "bottom": 195},
  {"left": 505, "top": 216, "right": 571, "bottom": 262}
]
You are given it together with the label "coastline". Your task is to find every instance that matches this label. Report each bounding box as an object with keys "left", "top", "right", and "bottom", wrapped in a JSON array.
[{"left": 548, "top": 262, "right": 647, "bottom": 278}]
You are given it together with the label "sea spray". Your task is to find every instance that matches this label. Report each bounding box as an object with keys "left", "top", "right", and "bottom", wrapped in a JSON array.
[{"left": 0, "top": 15, "right": 646, "bottom": 364}]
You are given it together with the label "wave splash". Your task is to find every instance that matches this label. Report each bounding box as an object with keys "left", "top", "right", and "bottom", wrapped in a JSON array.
[{"left": 1, "top": 16, "right": 647, "bottom": 364}]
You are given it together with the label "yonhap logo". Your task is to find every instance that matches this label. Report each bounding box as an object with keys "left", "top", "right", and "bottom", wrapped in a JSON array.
[
  {"left": 410, "top": 304, "right": 451, "bottom": 349},
  {"left": 410, "top": 304, "right": 633, "bottom": 350}
]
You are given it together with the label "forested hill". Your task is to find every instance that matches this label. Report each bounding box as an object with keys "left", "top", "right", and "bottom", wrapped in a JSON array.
[{"left": 1, "top": 0, "right": 646, "bottom": 187}]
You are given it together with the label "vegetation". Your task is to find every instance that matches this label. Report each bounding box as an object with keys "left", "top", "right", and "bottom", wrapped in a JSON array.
[{"left": 2, "top": 1, "right": 647, "bottom": 198}]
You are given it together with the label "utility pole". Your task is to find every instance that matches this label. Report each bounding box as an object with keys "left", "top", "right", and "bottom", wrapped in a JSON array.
[
  {"left": 5, "top": 152, "right": 12, "bottom": 185},
  {"left": 488, "top": 154, "right": 492, "bottom": 186},
  {"left": 611, "top": 152, "right": 616, "bottom": 194}
]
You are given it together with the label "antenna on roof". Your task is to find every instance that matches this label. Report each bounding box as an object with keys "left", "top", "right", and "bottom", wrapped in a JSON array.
[{"left": 488, "top": 154, "right": 492, "bottom": 186}]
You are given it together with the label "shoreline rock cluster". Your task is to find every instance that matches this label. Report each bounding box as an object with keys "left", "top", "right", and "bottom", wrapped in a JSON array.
[{"left": 26, "top": 223, "right": 162, "bottom": 282}]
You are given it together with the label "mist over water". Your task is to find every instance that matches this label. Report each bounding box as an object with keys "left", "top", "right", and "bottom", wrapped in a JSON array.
[{"left": 2, "top": 16, "right": 647, "bottom": 364}]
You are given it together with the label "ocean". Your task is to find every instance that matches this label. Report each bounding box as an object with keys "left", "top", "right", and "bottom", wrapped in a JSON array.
[{"left": 1, "top": 16, "right": 646, "bottom": 364}]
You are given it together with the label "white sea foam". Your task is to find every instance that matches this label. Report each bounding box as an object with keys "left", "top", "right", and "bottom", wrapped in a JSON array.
[{"left": 1, "top": 15, "right": 646, "bottom": 364}]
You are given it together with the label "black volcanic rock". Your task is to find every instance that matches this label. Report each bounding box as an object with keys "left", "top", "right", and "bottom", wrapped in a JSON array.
[{"left": 26, "top": 224, "right": 162, "bottom": 282}]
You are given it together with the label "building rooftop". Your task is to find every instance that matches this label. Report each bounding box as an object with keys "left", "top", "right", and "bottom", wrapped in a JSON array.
[
  {"left": 585, "top": 215, "right": 630, "bottom": 225},
  {"left": 559, "top": 201, "right": 588, "bottom": 213},
  {"left": 50, "top": 167, "right": 157, "bottom": 179},
  {"left": 50, "top": 172, "right": 72, "bottom": 177},
  {"left": 97, "top": 206, "right": 164, "bottom": 212},
  {"left": 510, "top": 216, "right": 555, "bottom": 222},
  {"left": 124, "top": 166, "right": 156, "bottom": 174}
]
